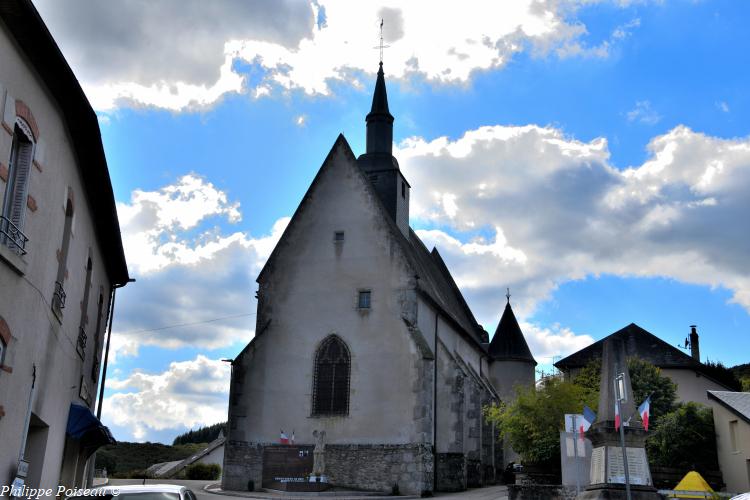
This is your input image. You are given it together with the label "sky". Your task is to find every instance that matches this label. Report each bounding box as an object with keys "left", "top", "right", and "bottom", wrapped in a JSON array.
[{"left": 31, "top": 0, "right": 750, "bottom": 443}]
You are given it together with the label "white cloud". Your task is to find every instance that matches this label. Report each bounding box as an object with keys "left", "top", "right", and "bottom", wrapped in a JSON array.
[
  {"left": 34, "top": 0, "right": 643, "bottom": 110},
  {"left": 105, "top": 355, "right": 230, "bottom": 440},
  {"left": 716, "top": 101, "right": 730, "bottom": 113},
  {"left": 113, "top": 175, "right": 289, "bottom": 359},
  {"left": 398, "top": 124, "right": 750, "bottom": 346},
  {"left": 626, "top": 100, "right": 662, "bottom": 125},
  {"left": 520, "top": 321, "right": 595, "bottom": 362}
]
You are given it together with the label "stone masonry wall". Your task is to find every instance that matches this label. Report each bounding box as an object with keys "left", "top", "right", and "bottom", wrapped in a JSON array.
[
  {"left": 222, "top": 440, "right": 263, "bottom": 491},
  {"left": 436, "top": 452, "right": 466, "bottom": 491},
  {"left": 325, "top": 443, "right": 433, "bottom": 496}
]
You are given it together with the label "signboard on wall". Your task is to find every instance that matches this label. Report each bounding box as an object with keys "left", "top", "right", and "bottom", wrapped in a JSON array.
[{"left": 261, "top": 445, "right": 314, "bottom": 491}]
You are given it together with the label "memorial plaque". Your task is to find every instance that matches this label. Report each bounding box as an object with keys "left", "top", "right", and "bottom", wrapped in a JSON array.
[
  {"left": 606, "top": 446, "right": 651, "bottom": 485},
  {"left": 590, "top": 446, "right": 605, "bottom": 484},
  {"left": 262, "top": 445, "right": 314, "bottom": 490}
]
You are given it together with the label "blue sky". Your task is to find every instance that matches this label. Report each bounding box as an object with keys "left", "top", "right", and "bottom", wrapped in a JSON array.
[{"left": 33, "top": 0, "right": 750, "bottom": 443}]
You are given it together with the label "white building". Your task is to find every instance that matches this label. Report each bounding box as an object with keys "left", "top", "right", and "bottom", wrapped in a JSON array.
[
  {"left": 707, "top": 391, "right": 750, "bottom": 494},
  {"left": 223, "top": 63, "right": 536, "bottom": 495},
  {"left": 0, "top": 0, "right": 130, "bottom": 491}
]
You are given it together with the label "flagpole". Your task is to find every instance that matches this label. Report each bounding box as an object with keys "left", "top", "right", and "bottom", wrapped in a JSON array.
[
  {"left": 572, "top": 414, "right": 580, "bottom": 495},
  {"left": 615, "top": 375, "right": 632, "bottom": 500}
]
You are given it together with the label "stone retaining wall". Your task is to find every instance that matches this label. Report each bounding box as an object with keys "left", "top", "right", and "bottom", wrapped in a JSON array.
[
  {"left": 222, "top": 441, "right": 433, "bottom": 495},
  {"left": 508, "top": 484, "right": 578, "bottom": 500},
  {"left": 325, "top": 443, "right": 433, "bottom": 496},
  {"left": 222, "top": 440, "right": 263, "bottom": 491}
]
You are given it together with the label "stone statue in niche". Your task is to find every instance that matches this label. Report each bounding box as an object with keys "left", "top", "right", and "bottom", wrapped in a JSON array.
[{"left": 312, "top": 430, "right": 326, "bottom": 477}]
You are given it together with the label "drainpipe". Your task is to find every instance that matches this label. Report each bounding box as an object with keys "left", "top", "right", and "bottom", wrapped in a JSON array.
[
  {"left": 96, "top": 278, "right": 134, "bottom": 419},
  {"left": 433, "top": 311, "right": 438, "bottom": 493},
  {"left": 17, "top": 364, "right": 36, "bottom": 463},
  {"left": 85, "top": 278, "right": 133, "bottom": 487}
]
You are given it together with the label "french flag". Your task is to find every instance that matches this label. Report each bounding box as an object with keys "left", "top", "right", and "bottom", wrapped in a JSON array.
[
  {"left": 614, "top": 399, "right": 621, "bottom": 431},
  {"left": 280, "top": 430, "right": 289, "bottom": 444},
  {"left": 638, "top": 396, "right": 651, "bottom": 431},
  {"left": 580, "top": 406, "right": 596, "bottom": 436}
]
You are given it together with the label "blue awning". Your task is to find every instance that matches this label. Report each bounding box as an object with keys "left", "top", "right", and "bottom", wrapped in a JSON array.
[{"left": 66, "top": 403, "right": 116, "bottom": 450}]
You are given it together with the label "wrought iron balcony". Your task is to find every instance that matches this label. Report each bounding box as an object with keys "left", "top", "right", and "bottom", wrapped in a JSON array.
[
  {"left": 53, "top": 281, "right": 67, "bottom": 310},
  {"left": 0, "top": 215, "right": 29, "bottom": 255},
  {"left": 77, "top": 327, "right": 87, "bottom": 350}
]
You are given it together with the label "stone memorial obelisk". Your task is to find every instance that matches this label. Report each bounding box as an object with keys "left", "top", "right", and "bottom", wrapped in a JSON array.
[{"left": 577, "top": 337, "right": 660, "bottom": 499}]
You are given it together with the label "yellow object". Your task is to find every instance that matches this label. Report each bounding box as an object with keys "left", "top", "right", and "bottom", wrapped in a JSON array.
[{"left": 670, "top": 470, "right": 715, "bottom": 498}]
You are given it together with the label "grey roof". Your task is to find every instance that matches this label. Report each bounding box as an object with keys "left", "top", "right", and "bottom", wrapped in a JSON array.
[
  {"left": 406, "top": 231, "right": 487, "bottom": 346},
  {"left": 708, "top": 391, "right": 750, "bottom": 424},
  {"left": 367, "top": 62, "right": 393, "bottom": 122},
  {"left": 554, "top": 323, "right": 736, "bottom": 390},
  {"left": 555, "top": 323, "right": 701, "bottom": 370},
  {"left": 488, "top": 301, "right": 536, "bottom": 364}
]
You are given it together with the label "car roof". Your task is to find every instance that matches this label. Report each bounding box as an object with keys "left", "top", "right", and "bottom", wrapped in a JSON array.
[{"left": 98, "top": 485, "right": 186, "bottom": 494}]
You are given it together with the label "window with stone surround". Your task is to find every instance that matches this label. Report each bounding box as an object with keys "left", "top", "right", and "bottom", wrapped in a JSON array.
[
  {"left": 312, "top": 335, "right": 350, "bottom": 416},
  {"left": 1, "top": 119, "right": 34, "bottom": 254}
]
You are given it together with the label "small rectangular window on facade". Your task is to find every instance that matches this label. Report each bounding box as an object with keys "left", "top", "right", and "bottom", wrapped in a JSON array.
[
  {"left": 401, "top": 181, "right": 406, "bottom": 198},
  {"left": 334, "top": 231, "right": 345, "bottom": 242},
  {"left": 730, "top": 420, "right": 739, "bottom": 452},
  {"left": 358, "top": 290, "right": 371, "bottom": 309}
]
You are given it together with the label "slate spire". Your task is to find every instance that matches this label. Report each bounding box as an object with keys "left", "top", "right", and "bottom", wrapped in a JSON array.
[
  {"left": 365, "top": 62, "right": 394, "bottom": 155},
  {"left": 488, "top": 299, "right": 536, "bottom": 364}
]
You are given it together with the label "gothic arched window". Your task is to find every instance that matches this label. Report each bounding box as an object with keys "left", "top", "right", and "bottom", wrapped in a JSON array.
[{"left": 312, "top": 335, "right": 350, "bottom": 416}]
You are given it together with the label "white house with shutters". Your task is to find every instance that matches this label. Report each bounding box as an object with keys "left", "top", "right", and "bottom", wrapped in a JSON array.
[{"left": 0, "top": 0, "right": 130, "bottom": 491}]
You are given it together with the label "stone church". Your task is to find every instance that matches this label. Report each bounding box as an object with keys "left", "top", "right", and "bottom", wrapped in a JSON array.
[{"left": 223, "top": 63, "right": 537, "bottom": 495}]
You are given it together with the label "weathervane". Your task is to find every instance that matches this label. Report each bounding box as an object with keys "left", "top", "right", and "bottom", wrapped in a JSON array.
[
  {"left": 506, "top": 288, "right": 511, "bottom": 304},
  {"left": 374, "top": 18, "right": 390, "bottom": 64}
]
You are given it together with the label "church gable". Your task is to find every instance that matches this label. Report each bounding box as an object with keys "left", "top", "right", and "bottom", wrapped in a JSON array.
[{"left": 256, "top": 133, "right": 414, "bottom": 289}]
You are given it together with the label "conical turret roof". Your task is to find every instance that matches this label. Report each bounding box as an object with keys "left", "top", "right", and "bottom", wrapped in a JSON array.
[
  {"left": 366, "top": 62, "right": 393, "bottom": 122},
  {"left": 488, "top": 300, "right": 536, "bottom": 364}
]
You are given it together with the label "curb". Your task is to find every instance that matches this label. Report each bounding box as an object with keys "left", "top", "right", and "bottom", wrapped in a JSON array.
[{"left": 202, "top": 484, "right": 419, "bottom": 500}]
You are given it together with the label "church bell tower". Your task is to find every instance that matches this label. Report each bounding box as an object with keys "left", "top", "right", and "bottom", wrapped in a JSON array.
[{"left": 358, "top": 62, "right": 411, "bottom": 237}]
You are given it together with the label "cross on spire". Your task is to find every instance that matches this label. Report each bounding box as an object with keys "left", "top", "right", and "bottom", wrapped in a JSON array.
[
  {"left": 374, "top": 18, "right": 390, "bottom": 64},
  {"left": 506, "top": 288, "right": 511, "bottom": 304}
]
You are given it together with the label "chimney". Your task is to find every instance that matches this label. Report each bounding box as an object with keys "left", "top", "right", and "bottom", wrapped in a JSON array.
[{"left": 689, "top": 325, "right": 700, "bottom": 361}]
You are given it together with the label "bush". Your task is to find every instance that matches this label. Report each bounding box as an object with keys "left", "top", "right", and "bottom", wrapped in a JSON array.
[
  {"left": 646, "top": 402, "right": 719, "bottom": 474},
  {"left": 485, "top": 377, "right": 587, "bottom": 467},
  {"left": 185, "top": 463, "right": 221, "bottom": 480}
]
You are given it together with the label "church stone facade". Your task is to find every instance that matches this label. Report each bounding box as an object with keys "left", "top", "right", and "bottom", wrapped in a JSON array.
[{"left": 223, "top": 63, "right": 536, "bottom": 495}]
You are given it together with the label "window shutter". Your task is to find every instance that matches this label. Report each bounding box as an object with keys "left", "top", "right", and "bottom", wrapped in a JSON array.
[
  {"left": 9, "top": 140, "right": 33, "bottom": 229},
  {"left": 3, "top": 92, "right": 14, "bottom": 126}
]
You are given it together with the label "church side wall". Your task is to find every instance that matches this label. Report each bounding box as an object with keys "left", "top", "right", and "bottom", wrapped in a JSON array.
[
  {"left": 224, "top": 145, "right": 433, "bottom": 495},
  {"left": 421, "top": 298, "right": 497, "bottom": 490}
]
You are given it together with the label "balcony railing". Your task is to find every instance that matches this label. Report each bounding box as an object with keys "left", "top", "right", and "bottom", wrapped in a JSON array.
[
  {"left": 53, "top": 281, "right": 67, "bottom": 310},
  {"left": 77, "top": 327, "right": 87, "bottom": 350},
  {"left": 0, "top": 216, "right": 29, "bottom": 255}
]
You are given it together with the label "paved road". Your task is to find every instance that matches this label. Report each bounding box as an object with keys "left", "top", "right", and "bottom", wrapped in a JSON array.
[{"left": 106, "top": 479, "right": 508, "bottom": 500}]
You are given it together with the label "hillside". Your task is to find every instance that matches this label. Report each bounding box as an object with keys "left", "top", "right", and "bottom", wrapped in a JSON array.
[
  {"left": 172, "top": 422, "right": 227, "bottom": 446},
  {"left": 95, "top": 442, "right": 206, "bottom": 477},
  {"left": 731, "top": 362, "right": 750, "bottom": 391}
]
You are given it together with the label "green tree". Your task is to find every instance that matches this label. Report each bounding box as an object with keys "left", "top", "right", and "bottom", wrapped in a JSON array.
[
  {"left": 646, "top": 402, "right": 719, "bottom": 474},
  {"left": 484, "top": 377, "right": 587, "bottom": 466},
  {"left": 572, "top": 357, "right": 678, "bottom": 428}
]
